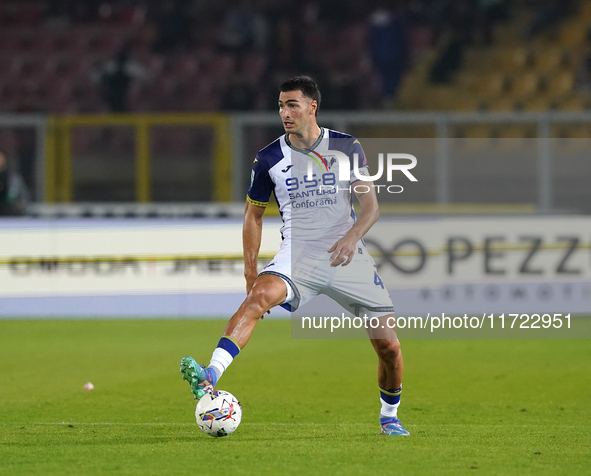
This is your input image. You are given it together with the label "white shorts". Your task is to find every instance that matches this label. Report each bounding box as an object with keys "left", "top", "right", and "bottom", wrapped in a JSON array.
[{"left": 259, "top": 240, "right": 395, "bottom": 317}]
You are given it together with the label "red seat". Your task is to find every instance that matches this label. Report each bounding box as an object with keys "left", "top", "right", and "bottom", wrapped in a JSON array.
[
  {"left": 207, "top": 55, "right": 235, "bottom": 85},
  {"left": 0, "top": 56, "right": 23, "bottom": 79},
  {"left": 64, "top": 28, "right": 92, "bottom": 52},
  {"left": 170, "top": 56, "right": 200, "bottom": 79},
  {"left": 241, "top": 52, "right": 267, "bottom": 83},
  {"left": 42, "top": 78, "right": 74, "bottom": 112},
  {"left": 12, "top": 3, "right": 43, "bottom": 26},
  {"left": 143, "top": 54, "right": 166, "bottom": 76},
  {"left": 0, "top": 29, "right": 24, "bottom": 53},
  {"left": 30, "top": 29, "right": 61, "bottom": 53},
  {"left": 183, "top": 77, "right": 220, "bottom": 111},
  {"left": 339, "top": 23, "right": 367, "bottom": 56},
  {"left": 95, "top": 28, "right": 129, "bottom": 55}
]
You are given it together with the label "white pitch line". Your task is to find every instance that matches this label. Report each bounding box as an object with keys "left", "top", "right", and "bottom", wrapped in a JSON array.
[
  {"left": 1, "top": 422, "right": 588, "bottom": 428},
  {"left": 1, "top": 422, "right": 372, "bottom": 427}
]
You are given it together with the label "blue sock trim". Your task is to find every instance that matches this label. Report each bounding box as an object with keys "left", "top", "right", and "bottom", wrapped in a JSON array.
[
  {"left": 217, "top": 337, "right": 240, "bottom": 359},
  {"left": 205, "top": 368, "right": 218, "bottom": 387},
  {"left": 380, "top": 386, "right": 402, "bottom": 405}
]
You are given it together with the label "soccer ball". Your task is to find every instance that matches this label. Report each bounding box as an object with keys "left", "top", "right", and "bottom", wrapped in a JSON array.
[{"left": 195, "top": 390, "right": 242, "bottom": 437}]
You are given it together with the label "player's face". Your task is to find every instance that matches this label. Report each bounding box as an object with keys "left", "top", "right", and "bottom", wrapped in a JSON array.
[{"left": 278, "top": 90, "right": 316, "bottom": 136}]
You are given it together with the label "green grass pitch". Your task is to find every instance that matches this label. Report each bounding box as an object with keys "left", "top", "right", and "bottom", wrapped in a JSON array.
[{"left": 0, "top": 319, "right": 590, "bottom": 476}]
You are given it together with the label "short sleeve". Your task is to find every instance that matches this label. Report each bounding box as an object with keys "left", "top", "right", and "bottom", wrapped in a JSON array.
[
  {"left": 349, "top": 138, "right": 369, "bottom": 183},
  {"left": 246, "top": 155, "right": 273, "bottom": 207}
]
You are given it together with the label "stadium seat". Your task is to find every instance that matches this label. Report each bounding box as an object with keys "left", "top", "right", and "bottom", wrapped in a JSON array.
[
  {"left": 339, "top": 23, "right": 367, "bottom": 56},
  {"left": 143, "top": 55, "right": 166, "bottom": 76},
  {"left": 69, "top": 55, "right": 98, "bottom": 82},
  {"left": 0, "top": 29, "right": 25, "bottom": 53},
  {"left": 64, "top": 28, "right": 92, "bottom": 52},
  {"left": 186, "top": 80, "right": 221, "bottom": 111},
  {"left": 96, "top": 28, "right": 130, "bottom": 55},
  {"left": 0, "top": 56, "right": 23, "bottom": 80},
  {"left": 303, "top": 27, "right": 329, "bottom": 52},
  {"left": 510, "top": 72, "right": 541, "bottom": 99},
  {"left": 558, "top": 20, "right": 587, "bottom": 47},
  {"left": 548, "top": 72, "right": 575, "bottom": 98},
  {"left": 29, "top": 29, "right": 61, "bottom": 53},
  {"left": 169, "top": 56, "right": 200, "bottom": 79},
  {"left": 43, "top": 79, "right": 74, "bottom": 111},
  {"left": 497, "top": 47, "right": 533, "bottom": 72},
  {"left": 523, "top": 96, "right": 555, "bottom": 112},
  {"left": 241, "top": 52, "right": 267, "bottom": 84},
  {"left": 534, "top": 47, "right": 566, "bottom": 73},
  {"left": 476, "top": 73, "right": 510, "bottom": 98},
  {"left": 0, "top": 80, "right": 17, "bottom": 110},
  {"left": 486, "top": 97, "right": 517, "bottom": 112},
  {"left": 559, "top": 96, "right": 588, "bottom": 111},
  {"left": 12, "top": 3, "right": 43, "bottom": 26},
  {"left": 207, "top": 55, "right": 235, "bottom": 87}
]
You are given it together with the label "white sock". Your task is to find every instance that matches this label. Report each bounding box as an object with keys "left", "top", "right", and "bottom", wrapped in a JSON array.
[
  {"left": 380, "top": 398, "right": 400, "bottom": 418},
  {"left": 208, "top": 347, "right": 234, "bottom": 380}
]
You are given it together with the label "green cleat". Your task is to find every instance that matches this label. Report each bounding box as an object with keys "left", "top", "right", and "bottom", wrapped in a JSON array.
[{"left": 180, "top": 356, "right": 215, "bottom": 400}]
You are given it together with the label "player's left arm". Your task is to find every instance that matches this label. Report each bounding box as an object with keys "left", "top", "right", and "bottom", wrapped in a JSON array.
[{"left": 328, "top": 182, "right": 379, "bottom": 267}]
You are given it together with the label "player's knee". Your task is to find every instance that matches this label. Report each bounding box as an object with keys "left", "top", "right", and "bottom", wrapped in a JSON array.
[
  {"left": 375, "top": 339, "right": 401, "bottom": 362},
  {"left": 248, "top": 284, "right": 278, "bottom": 314}
]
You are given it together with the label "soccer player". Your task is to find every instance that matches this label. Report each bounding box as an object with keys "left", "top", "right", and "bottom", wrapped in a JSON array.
[{"left": 181, "top": 76, "right": 408, "bottom": 436}]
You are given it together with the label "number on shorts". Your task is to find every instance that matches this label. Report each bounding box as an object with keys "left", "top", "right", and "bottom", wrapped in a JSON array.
[{"left": 374, "top": 271, "right": 384, "bottom": 289}]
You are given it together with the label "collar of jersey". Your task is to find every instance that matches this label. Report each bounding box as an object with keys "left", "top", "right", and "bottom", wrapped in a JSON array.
[{"left": 285, "top": 127, "right": 325, "bottom": 153}]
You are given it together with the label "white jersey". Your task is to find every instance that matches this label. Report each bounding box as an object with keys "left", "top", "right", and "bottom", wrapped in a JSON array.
[
  {"left": 246, "top": 127, "right": 369, "bottom": 251},
  {"left": 247, "top": 128, "right": 394, "bottom": 315}
]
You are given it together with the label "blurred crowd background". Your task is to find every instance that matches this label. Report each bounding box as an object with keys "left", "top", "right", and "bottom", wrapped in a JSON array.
[
  {"left": 1, "top": 0, "right": 590, "bottom": 114},
  {"left": 1, "top": 0, "right": 591, "bottom": 214}
]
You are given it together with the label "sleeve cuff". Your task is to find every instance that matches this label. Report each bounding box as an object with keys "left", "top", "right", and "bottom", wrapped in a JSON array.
[{"left": 246, "top": 195, "right": 268, "bottom": 207}]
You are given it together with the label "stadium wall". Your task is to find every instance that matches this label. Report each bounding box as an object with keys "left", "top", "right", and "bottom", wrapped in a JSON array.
[{"left": 0, "top": 216, "right": 589, "bottom": 318}]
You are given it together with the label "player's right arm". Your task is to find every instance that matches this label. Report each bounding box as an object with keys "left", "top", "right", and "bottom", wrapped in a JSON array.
[
  {"left": 243, "top": 201, "right": 265, "bottom": 294},
  {"left": 243, "top": 155, "right": 274, "bottom": 294}
]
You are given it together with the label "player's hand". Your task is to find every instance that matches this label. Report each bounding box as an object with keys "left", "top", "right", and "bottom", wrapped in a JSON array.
[{"left": 328, "top": 236, "right": 356, "bottom": 267}]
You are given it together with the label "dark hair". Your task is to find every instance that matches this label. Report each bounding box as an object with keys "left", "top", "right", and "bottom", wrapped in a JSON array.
[{"left": 279, "top": 76, "right": 321, "bottom": 116}]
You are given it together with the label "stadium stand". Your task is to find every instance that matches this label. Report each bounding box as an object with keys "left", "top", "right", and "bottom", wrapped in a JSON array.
[
  {"left": 1, "top": 0, "right": 586, "bottom": 116},
  {"left": 399, "top": 0, "right": 591, "bottom": 114}
]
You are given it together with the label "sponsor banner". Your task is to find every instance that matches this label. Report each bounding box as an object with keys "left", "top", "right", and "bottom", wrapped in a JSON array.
[
  {"left": 0, "top": 218, "right": 280, "bottom": 298},
  {"left": 363, "top": 216, "right": 591, "bottom": 315},
  {"left": 0, "top": 218, "right": 282, "bottom": 317},
  {"left": 0, "top": 216, "right": 590, "bottom": 317}
]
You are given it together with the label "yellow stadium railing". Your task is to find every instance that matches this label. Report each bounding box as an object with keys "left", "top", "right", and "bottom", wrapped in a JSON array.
[{"left": 45, "top": 113, "right": 233, "bottom": 203}]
